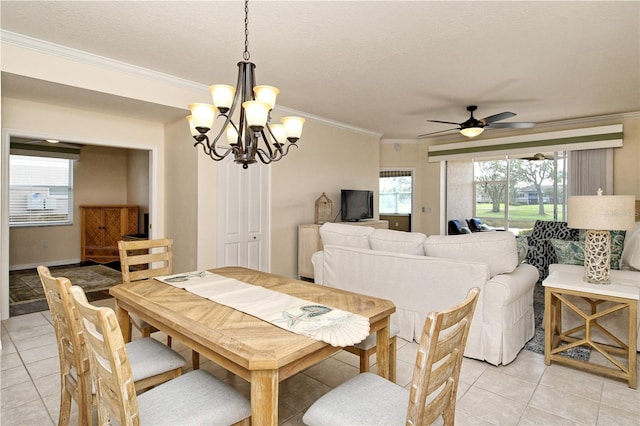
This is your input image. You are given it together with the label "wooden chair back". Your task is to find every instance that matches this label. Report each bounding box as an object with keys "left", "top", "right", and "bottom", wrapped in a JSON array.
[
  {"left": 406, "top": 287, "right": 480, "bottom": 426},
  {"left": 38, "top": 266, "right": 93, "bottom": 426},
  {"left": 71, "top": 286, "right": 141, "bottom": 426},
  {"left": 118, "top": 238, "right": 173, "bottom": 283}
]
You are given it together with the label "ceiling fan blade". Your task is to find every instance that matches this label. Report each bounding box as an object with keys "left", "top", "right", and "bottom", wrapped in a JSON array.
[
  {"left": 418, "top": 128, "right": 459, "bottom": 138},
  {"left": 481, "top": 111, "right": 516, "bottom": 124},
  {"left": 427, "top": 120, "right": 461, "bottom": 126},
  {"left": 487, "top": 122, "right": 535, "bottom": 129}
]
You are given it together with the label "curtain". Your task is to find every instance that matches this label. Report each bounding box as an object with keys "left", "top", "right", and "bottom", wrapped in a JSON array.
[{"left": 567, "top": 148, "right": 613, "bottom": 196}]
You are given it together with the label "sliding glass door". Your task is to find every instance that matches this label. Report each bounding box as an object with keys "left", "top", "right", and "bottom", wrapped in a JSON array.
[{"left": 473, "top": 152, "right": 566, "bottom": 234}]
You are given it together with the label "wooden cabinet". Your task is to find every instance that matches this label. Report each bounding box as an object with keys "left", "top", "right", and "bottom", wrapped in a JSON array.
[
  {"left": 297, "top": 220, "right": 388, "bottom": 280},
  {"left": 81, "top": 205, "right": 138, "bottom": 263}
]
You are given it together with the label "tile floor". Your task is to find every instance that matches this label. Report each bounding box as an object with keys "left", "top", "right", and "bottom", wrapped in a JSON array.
[{"left": 2, "top": 299, "right": 639, "bottom": 426}]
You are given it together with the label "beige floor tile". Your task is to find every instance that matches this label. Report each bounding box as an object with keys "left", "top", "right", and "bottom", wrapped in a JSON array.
[
  {"left": 459, "top": 357, "right": 489, "bottom": 385},
  {"left": 33, "top": 372, "right": 61, "bottom": 398},
  {"left": 395, "top": 340, "right": 418, "bottom": 364},
  {"left": 2, "top": 312, "right": 50, "bottom": 332},
  {"left": 24, "top": 356, "right": 60, "bottom": 380},
  {"left": 539, "top": 363, "right": 604, "bottom": 402},
  {"left": 474, "top": 368, "right": 537, "bottom": 403},
  {"left": 1, "top": 380, "right": 41, "bottom": 412},
  {"left": 0, "top": 398, "right": 54, "bottom": 426},
  {"left": 599, "top": 380, "right": 640, "bottom": 414},
  {"left": 1, "top": 352, "right": 23, "bottom": 371},
  {"left": 456, "top": 386, "right": 527, "bottom": 424},
  {"left": 280, "top": 411, "right": 305, "bottom": 426},
  {"left": 597, "top": 403, "right": 640, "bottom": 426},
  {"left": 6, "top": 323, "right": 54, "bottom": 342},
  {"left": 1, "top": 365, "right": 31, "bottom": 389},
  {"left": 12, "top": 331, "right": 57, "bottom": 352},
  {"left": 518, "top": 406, "right": 583, "bottom": 425},
  {"left": 0, "top": 338, "right": 17, "bottom": 355},
  {"left": 495, "top": 349, "right": 547, "bottom": 383},
  {"left": 19, "top": 342, "right": 59, "bottom": 365},
  {"left": 529, "top": 384, "right": 600, "bottom": 425},
  {"left": 279, "top": 373, "right": 331, "bottom": 421},
  {"left": 302, "top": 356, "right": 359, "bottom": 388}
]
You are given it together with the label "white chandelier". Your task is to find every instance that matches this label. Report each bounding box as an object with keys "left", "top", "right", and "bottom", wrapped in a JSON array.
[{"left": 187, "top": 0, "right": 305, "bottom": 169}]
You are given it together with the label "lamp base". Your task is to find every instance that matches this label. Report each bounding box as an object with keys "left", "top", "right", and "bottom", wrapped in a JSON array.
[{"left": 583, "top": 229, "right": 611, "bottom": 284}]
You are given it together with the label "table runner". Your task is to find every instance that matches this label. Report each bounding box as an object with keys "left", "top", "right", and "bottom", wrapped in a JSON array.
[{"left": 156, "top": 271, "right": 370, "bottom": 347}]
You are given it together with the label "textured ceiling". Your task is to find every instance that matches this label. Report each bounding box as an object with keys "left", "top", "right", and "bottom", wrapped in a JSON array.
[{"left": 1, "top": 1, "right": 639, "bottom": 139}]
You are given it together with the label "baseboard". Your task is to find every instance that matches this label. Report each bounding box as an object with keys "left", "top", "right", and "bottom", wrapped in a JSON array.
[{"left": 10, "top": 258, "right": 81, "bottom": 272}]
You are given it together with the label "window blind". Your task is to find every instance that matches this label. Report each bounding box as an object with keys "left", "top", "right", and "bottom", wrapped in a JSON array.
[{"left": 9, "top": 155, "right": 74, "bottom": 226}]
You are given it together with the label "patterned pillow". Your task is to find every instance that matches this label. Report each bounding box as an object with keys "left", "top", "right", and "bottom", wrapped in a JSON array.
[
  {"left": 578, "top": 229, "right": 626, "bottom": 270},
  {"left": 550, "top": 239, "right": 585, "bottom": 266},
  {"left": 526, "top": 221, "right": 580, "bottom": 281},
  {"left": 516, "top": 236, "right": 528, "bottom": 264}
]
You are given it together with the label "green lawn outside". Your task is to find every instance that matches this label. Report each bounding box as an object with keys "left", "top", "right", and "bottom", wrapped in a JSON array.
[{"left": 474, "top": 203, "right": 563, "bottom": 231}]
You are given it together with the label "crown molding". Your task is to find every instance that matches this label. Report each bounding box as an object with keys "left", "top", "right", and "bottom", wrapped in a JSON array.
[{"left": 1, "top": 30, "right": 382, "bottom": 138}]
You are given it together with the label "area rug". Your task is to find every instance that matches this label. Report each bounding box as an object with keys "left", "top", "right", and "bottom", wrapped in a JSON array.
[
  {"left": 10, "top": 264, "right": 122, "bottom": 305},
  {"left": 523, "top": 285, "right": 591, "bottom": 361}
]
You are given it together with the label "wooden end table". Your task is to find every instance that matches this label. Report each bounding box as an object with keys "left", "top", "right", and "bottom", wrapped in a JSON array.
[{"left": 543, "top": 269, "right": 638, "bottom": 388}]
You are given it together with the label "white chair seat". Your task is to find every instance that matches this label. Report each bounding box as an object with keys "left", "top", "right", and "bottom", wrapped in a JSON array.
[
  {"left": 127, "top": 338, "right": 186, "bottom": 381},
  {"left": 352, "top": 324, "right": 400, "bottom": 350},
  {"left": 303, "top": 372, "right": 408, "bottom": 425},
  {"left": 137, "top": 370, "right": 251, "bottom": 425}
]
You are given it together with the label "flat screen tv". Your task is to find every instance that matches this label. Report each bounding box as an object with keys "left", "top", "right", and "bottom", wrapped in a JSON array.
[{"left": 341, "top": 189, "right": 374, "bottom": 222}]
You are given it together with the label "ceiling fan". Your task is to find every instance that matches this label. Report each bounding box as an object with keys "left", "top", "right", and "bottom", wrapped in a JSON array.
[
  {"left": 521, "top": 153, "right": 554, "bottom": 161},
  {"left": 419, "top": 105, "right": 535, "bottom": 138}
]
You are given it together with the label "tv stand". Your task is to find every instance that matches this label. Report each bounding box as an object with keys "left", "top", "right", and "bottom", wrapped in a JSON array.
[{"left": 297, "top": 220, "right": 389, "bottom": 280}]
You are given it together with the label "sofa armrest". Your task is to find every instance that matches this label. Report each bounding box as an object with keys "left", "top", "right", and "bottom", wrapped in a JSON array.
[
  {"left": 485, "top": 263, "right": 538, "bottom": 306},
  {"left": 311, "top": 251, "right": 324, "bottom": 283}
]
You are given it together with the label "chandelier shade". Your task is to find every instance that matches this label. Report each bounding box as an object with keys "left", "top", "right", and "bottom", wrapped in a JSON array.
[{"left": 187, "top": 0, "right": 305, "bottom": 168}]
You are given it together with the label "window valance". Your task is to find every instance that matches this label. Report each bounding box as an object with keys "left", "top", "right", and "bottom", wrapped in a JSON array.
[{"left": 427, "top": 124, "right": 623, "bottom": 162}]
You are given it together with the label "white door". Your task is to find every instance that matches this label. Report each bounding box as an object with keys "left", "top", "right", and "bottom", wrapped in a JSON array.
[{"left": 217, "top": 158, "right": 270, "bottom": 271}]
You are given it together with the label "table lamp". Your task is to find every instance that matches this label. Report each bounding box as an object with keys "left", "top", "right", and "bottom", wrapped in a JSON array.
[{"left": 567, "top": 189, "right": 636, "bottom": 284}]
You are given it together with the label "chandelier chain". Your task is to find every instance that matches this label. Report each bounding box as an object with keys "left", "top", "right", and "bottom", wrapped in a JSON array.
[{"left": 243, "top": 0, "right": 250, "bottom": 61}]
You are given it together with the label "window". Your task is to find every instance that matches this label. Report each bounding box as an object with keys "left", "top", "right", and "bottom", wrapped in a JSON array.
[
  {"left": 379, "top": 170, "right": 412, "bottom": 214},
  {"left": 9, "top": 155, "right": 74, "bottom": 226},
  {"left": 472, "top": 152, "right": 566, "bottom": 234}
]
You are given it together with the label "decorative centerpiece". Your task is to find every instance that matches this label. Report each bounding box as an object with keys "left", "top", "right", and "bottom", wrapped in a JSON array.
[{"left": 315, "top": 193, "right": 333, "bottom": 224}]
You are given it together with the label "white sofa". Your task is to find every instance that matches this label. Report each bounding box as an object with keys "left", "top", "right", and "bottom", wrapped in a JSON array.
[{"left": 311, "top": 223, "right": 539, "bottom": 366}]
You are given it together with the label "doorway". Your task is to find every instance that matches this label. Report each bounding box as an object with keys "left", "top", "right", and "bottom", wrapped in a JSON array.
[{"left": 1, "top": 129, "right": 158, "bottom": 319}]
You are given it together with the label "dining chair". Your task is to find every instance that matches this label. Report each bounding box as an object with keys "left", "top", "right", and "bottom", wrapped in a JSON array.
[
  {"left": 38, "top": 266, "right": 187, "bottom": 426},
  {"left": 118, "top": 238, "right": 200, "bottom": 369},
  {"left": 70, "top": 285, "right": 251, "bottom": 426},
  {"left": 303, "top": 287, "right": 480, "bottom": 426},
  {"left": 343, "top": 324, "right": 399, "bottom": 382}
]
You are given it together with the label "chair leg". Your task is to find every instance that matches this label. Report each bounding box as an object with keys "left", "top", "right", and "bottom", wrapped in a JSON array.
[
  {"left": 359, "top": 348, "right": 370, "bottom": 373},
  {"left": 192, "top": 351, "right": 200, "bottom": 370},
  {"left": 58, "top": 385, "right": 72, "bottom": 426},
  {"left": 142, "top": 326, "right": 151, "bottom": 338},
  {"left": 389, "top": 336, "right": 397, "bottom": 383},
  {"left": 167, "top": 335, "right": 172, "bottom": 347}
]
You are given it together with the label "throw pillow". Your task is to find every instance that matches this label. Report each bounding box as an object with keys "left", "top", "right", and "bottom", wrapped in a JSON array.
[
  {"left": 578, "top": 229, "right": 626, "bottom": 270},
  {"left": 516, "top": 236, "right": 528, "bottom": 264},
  {"left": 621, "top": 222, "right": 640, "bottom": 271},
  {"left": 550, "top": 239, "right": 585, "bottom": 266}
]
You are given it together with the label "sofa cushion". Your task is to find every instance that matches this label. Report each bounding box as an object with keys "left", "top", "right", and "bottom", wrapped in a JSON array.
[
  {"left": 319, "top": 223, "right": 374, "bottom": 249},
  {"left": 423, "top": 231, "right": 518, "bottom": 277},
  {"left": 550, "top": 239, "right": 585, "bottom": 266},
  {"left": 369, "top": 229, "right": 427, "bottom": 255},
  {"left": 526, "top": 220, "right": 580, "bottom": 282},
  {"left": 621, "top": 222, "right": 640, "bottom": 271}
]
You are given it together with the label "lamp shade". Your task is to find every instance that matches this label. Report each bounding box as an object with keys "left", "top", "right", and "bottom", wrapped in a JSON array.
[
  {"left": 460, "top": 127, "right": 484, "bottom": 138},
  {"left": 242, "top": 101, "right": 270, "bottom": 129},
  {"left": 281, "top": 116, "right": 305, "bottom": 140},
  {"left": 209, "top": 85, "right": 236, "bottom": 111},
  {"left": 188, "top": 103, "right": 217, "bottom": 130},
  {"left": 568, "top": 194, "right": 636, "bottom": 231},
  {"left": 253, "top": 85, "right": 279, "bottom": 110}
]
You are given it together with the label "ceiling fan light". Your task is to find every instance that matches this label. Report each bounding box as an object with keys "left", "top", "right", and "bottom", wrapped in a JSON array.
[
  {"left": 253, "top": 85, "right": 279, "bottom": 110},
  {"left": 460, "top": 126, "right": 484, "bottom": 138}
]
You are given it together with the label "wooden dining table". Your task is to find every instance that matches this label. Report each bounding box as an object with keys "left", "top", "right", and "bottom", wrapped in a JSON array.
[{"left": 109, "top": 266, "right": 396, "bottom": 425}]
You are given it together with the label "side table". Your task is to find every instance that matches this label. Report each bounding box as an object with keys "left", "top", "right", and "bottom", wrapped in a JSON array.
[{"left": 543, "top": 270, "right": 638, "bottom": 388}]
